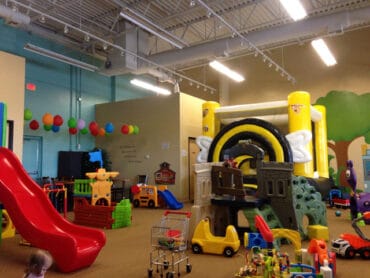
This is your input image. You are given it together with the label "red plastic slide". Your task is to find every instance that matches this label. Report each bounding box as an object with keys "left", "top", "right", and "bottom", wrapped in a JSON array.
[
  {"left": 254, "top": 215, "right": 273, "bottom": 243},
  {"left": 0, "top": 147, "right": 106, "bottom": 273}
]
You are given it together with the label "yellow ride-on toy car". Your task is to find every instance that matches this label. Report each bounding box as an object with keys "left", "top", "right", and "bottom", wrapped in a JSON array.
[{"left": 191, "top": 218, "right": 240, "bottom": 257}]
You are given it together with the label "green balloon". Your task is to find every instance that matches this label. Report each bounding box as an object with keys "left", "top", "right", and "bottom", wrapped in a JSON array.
[
  {"left": 43, "top": 124, "right": 52, "bottom": 131},
  {"left": 80, "top": 127, "right": 88, "bottom": 135},
  {"left": 24, "top": 108, "right": 33, "bottom": 121},
  {"left": 133, "top": 125, "right": 139, "bottom": 134},
  {"left": 68, "top": 117, "right": 77, "bottom": 128}
]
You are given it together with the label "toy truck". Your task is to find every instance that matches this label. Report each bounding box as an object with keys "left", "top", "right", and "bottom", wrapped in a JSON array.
[
  {"left": 332, "top": 236, "right": 370, "bottom": 259},
  {"left": 331, "top": 238, "right": 354, "bottom": 258},
  {"left": 331, "top": 211, "right": 370, "bottom": 259}
]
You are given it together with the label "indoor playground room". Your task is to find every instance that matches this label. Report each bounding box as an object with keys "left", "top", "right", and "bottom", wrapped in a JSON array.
[{"left": 1, "top": 1, "right": 370, "bottom": 278}]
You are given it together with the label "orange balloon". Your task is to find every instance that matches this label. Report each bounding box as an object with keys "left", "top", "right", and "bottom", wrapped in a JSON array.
[
  {"left": 98, "top": 127, "right": 106, "bottom": 136},
  {"left": 42, "top": 113, "right": 53, "bottom": 125}
]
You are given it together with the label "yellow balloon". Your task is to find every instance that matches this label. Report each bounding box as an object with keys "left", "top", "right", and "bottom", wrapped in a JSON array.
[{"left": 128, "top": 125, "right": 134, "bottom": 134}]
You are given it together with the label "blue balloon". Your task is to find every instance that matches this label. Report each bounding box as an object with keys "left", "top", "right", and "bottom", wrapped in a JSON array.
[
  {"left": 105, "top": 122, "right": 114, "bottom": 133},
  {"left": 52, "top": 125, "right": 60, "bottom": 132}
]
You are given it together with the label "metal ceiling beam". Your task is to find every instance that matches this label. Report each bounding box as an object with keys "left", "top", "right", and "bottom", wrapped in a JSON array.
[{"left": 146, "top": 6, "right": 370, "bottom": 70}]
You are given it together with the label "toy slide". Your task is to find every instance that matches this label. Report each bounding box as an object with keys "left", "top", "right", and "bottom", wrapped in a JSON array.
[
  {"left": 158, "top": 189, "right": 183, "bottom": 210},
  {"left": 255, "top": 215, "right": 273, "bottom": 243},
  {"left": 0, "top": 147, "right": 106, "bottom": 273}
]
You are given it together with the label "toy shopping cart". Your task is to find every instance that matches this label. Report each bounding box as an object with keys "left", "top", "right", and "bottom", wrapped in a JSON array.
[{"left": 148, "top": 210, "right": 192, "bottom": 278}]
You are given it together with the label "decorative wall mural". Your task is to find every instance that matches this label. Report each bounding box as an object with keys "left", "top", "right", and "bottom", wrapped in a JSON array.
[{"left": 315, "top": 90, "right": 370, "bottom": 187}]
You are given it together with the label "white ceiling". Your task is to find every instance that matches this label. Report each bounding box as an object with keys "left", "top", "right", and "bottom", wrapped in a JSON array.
[{"left": 1, "top": 0, "right": 370, "bottom": 92}]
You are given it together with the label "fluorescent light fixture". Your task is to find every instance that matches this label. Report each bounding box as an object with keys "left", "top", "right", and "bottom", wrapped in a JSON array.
[
  {"left": 311, "top": 39, "right": 337, "bottom": 67},
  {"left": 130, "top": 78, "right": 171, "bottom": 95},
  {"left": 279, "top": 0, "right": 307, "bottom": 21},
  {"left": 209, "top": 60, "right": 245, "bottom": 82},
  {"left": 24, "top": 43, "right": 98, "bottom": 72},
  {"left": 120, "top": 8, "right": 188, "bottom": 49}
]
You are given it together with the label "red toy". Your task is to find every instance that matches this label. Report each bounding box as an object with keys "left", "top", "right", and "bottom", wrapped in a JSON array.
[
  {"left": 331, "top": 211, "right": 370, "bottom": 259},
  {"left": 308, "top": 239, "right": 336, "bottom": 275},
  {"left": 328, "top": 189, "right": 350, "bottom": 209},
  {"left": 0, "top": 147, "right": 106, "bottom": 273}
]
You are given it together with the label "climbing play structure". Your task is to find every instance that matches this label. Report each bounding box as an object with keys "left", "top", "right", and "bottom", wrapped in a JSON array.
[{"left": 191, "top": 91, "right": 330, "bottom": 240}]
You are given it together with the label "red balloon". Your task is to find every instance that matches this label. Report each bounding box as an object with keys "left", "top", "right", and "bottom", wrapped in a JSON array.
[
  {"left": 29, "top": 120, "right": 39, "bottom": 130},
  {"left": 121, "top": 124, "right": 129, "bottom": 134},
  {"left": 69, "top": 127, "right": 78, "bottom": 135},
  {"left": 91, "top": 128, "right": 99, "bottom": 136},
  {"left": 53, "top": 115, "right": 64, "bottom": 126},
  {"left": 89, "top": 121, "right": 98, "bottom": 131}
]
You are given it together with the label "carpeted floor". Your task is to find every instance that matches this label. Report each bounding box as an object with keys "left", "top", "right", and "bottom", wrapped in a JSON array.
[{"left": 1, "top": 202, "right": 369, "bottom": 278}]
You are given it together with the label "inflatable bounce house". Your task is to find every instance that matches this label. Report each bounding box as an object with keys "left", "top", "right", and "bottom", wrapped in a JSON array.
[{"left": 191, "top": 91, "right": 330, "bottom": 239}]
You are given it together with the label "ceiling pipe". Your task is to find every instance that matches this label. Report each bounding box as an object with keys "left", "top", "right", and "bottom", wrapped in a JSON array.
[
  {"left": 0, "top": 5, "right": 30, "bottom": 25},
  {"left": 146, "top": 6, "right": 370, "bottom": 68}
]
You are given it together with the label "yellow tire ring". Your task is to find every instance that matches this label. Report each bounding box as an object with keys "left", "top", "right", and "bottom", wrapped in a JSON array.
[{"left": 207, "top": 118, "right": 293, "bottom": 163}]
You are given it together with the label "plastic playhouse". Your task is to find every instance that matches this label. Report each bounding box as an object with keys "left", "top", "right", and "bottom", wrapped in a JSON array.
[{"left": 73, "top": 168, "right": 132, "bottom": 229}]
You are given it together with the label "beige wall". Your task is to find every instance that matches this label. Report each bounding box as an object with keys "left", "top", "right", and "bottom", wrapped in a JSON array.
[
  {"left": 222, "top": 28, "right": 369, "bottom": 105},
  {"left": 96, "top": 93, "right": 204, "bottom": 200},
  {"left": 179, "top": 93, "right": 205, "bottom": 200},
  {"left": 0, "top": 51, "right": 25, "bottom": 159}
]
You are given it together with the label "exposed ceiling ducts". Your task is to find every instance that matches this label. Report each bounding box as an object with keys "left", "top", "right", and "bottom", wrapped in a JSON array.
[
  {"left": 0, "top": 5, "right": 30, "bottom": 25},
  {"left": 147, "top": 6, "right": 370, "bottom": 70},
  {"left": 1, "top": 0, "right": 369, "bottom": 89}
]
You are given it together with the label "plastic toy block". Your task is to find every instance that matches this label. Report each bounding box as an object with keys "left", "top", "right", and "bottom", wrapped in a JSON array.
[
  {"left": 112, "top": 199, "right": 131, "bottom": 229},
  {"left": 307, "top": 225, "right": 329, "bottom": 241},
  {"left": 244, "top": 232, "right": 267, "bottom": 249}
]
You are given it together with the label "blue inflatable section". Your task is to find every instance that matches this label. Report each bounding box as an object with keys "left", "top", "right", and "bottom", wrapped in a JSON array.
[{"left": 158, "top": 189, "right": 183, "bottom": 210}]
